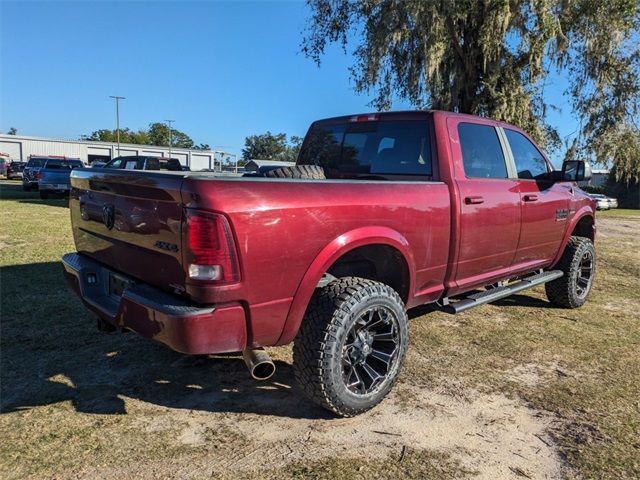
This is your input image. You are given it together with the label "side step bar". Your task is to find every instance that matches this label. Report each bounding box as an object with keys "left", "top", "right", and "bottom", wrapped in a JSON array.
[{"left": 442, "top": 270, "right": 564, "bottom": 314}]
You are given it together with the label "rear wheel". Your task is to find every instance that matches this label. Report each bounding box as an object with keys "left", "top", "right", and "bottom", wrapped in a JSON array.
[
  {"left": 545, "top": 236, "right": 596, "bottom": 308},
  {"left": 263, "top": 165, "right": 325, "bottom": 180},
  {"left": 293, "top": 277, "right": 408, "bottom": 416}
]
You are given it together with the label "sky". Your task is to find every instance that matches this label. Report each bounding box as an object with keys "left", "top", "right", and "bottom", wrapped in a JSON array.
[{"left": 1, "top": 0, "right": 578, "bottom": 164}]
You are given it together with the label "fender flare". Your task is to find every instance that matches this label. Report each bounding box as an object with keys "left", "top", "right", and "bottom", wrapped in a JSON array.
[
  {"left": 274, "top": 226, "right": 416, "bottom": 346},
  {"left": 551, "top": 207, "right": 595, "bottom": 266}
]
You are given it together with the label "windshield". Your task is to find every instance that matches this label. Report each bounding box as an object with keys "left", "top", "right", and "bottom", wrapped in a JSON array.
[
  {"left": 298, "top": 119, "right": 433, "bottom": 178},
  {"left": 45, "top": 159, "right": 83, "bottom": 169}
]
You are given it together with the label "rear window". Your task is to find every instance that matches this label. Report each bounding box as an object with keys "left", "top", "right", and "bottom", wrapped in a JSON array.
[
  {"left": 298, "top": 120, "right": 432, "bottom": 177},
  {"left": 27, "top": 159, "right": 46, "bottom": 168},
  {"left": 44, "top": 159, "right": 83, "bottom": 169}
]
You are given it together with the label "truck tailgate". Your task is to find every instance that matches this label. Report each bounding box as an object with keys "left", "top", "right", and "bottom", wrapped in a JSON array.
[
  {"left": 41, "top": 169, "right": 72, "bottom": 185},
  {"left": 69, "top": 169, "right": 187, "bottom": 294}
]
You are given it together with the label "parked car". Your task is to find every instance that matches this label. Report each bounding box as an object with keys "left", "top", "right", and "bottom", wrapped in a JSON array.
[
  {"left": 37, "top": 158, "right": 84, "bottom": 199},
  {"left": 103, "top": 155, "right": 183, "bottom": 171},
  {"left": 589, "top": 193, "right": 612, "bottom": 210},
  {"left": 6, "top": 161, "right": 26, "bottom": 180},
  {"left": 63, "top": 110, "right": 596, "bottom": 416},
  {"left": 23, "top": 156, "right": 60, "bottom": 190},
  {"left": 605, "top": 196, "right": 618, "bottom": 208}
]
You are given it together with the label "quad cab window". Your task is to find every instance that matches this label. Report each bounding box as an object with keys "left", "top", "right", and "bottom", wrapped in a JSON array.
[
  {"left": 298, "top": 120, "right": 433, "bottom": 178},
  {"left": 457, "top": 123, "right": 508, "bottom": 179}
]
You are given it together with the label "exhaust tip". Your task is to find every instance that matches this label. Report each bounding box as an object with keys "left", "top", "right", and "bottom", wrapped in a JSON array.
[
  {"left": 251, "top": 361, "right": 276, "bottom": 380},
  {"left": 243, "top": 348, "right": 276, "bottom": 381}
]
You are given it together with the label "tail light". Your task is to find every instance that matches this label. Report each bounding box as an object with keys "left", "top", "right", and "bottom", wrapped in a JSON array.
[{"left": 185, "top": 210, "right": 240, "bottom": 284}]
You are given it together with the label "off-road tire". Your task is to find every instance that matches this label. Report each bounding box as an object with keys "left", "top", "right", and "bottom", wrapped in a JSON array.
[
  {"left": 545, "top": 236, "right": 596, "bottom": 308},
  {"left": 263, "top": 165, "right": 325, "bottom": 180},
  {"left": 39, "top": 191, "right": 49, "bottom": 199},
  {"left": 293, "top": 277, "right": 408, "bottom": 417}
]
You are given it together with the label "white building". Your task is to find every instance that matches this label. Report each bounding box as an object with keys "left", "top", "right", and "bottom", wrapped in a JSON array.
[
  {"left": 578, "top": 168, "right": 610, "bottom": 188},
  {"left": 0, "top": 134, "right": 236, "bottom": 171}
]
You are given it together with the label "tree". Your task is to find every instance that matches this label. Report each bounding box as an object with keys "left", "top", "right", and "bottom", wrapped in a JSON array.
[
  {"left": 303, "top": 0, "right": 640, "bottom": 182},
  {"left": 81, "top": 128, "right": 150, "bottom": 144},
  {"left": 193, "top": 143, "right": 211, "bottom": 150},
  {"left": 147, "top": 122, "right": 194, "bottom": 149},
  {"left": 242, "top": 132, "right": 301, "bottom": 161},
  {"left": 7, "top": 127, "right": 17, "bottom": 135},
  {"left": 81, "top": 123, "right": 198, "bottom": 150},
  {"left": 289, "top": 135, "right": 304, "bottom": 161}
]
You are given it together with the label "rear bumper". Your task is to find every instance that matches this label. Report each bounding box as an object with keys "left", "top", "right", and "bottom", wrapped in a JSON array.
[{"left": 61, "top": 252, "right": 247, "bottom": 354}]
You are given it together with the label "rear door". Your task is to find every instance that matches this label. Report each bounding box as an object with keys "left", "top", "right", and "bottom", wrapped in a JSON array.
[
  {"left": 446, "top": 117, "right": 521, "bottom": 291},
  {"left": 502, "top": 128, "right": 570, "bottom": 270}
]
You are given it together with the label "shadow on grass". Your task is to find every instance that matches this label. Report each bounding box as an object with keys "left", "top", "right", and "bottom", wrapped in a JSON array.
[
  {"left": 0, "top": 181, "right": 69, "bottom": 208},
  {"left": 492, "top": 294, "right": 556, "bottom": 309},
  {"left": 0, "top": 261, "right": 331, "bottom": 420},
  {"left": 407, "top": 293, "right": 556, "bottom": 320}
]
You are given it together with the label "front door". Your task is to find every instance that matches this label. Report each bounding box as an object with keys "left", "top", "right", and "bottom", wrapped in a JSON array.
[
  {"left": 502, "top": 128, "right": 570, "bottom": 271},
  {"left": 447, "top": 118, "right": 521, "bottom": 292}
]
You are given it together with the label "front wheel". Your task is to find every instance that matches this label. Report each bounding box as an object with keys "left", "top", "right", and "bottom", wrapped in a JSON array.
[
  {"left": 545, "top": 236, "right": 596, "bottom": 308},
  {"left": 293, "top": 277, "right": 408, "bottom": 417}
]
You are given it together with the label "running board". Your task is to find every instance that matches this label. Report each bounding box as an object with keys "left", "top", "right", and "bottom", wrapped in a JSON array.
[{"left": 442, "top": 270, "right": 564, "bottom": 314}]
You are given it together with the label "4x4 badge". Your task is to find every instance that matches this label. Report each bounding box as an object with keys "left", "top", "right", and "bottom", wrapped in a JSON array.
[{"left": 102, "top": 203, "right": 115, "bottom": 230}]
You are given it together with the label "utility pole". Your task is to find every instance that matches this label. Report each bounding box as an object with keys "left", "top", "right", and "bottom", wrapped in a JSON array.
[
  {"left": 109, "top": 96, "right": 125, "bottom": 156},
  {"left": 165, "top": 119, "right": 175, "bottom": 159}
]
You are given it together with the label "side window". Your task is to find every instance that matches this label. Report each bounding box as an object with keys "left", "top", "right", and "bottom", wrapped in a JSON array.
[
  {"left": 505, "top": 129, "right": 549, "bottom": 180},
  {"left": 458, "top": 123, "right": 508, "bottom": 179},
  {"left": 105, "top": 158, "right": 123, "bottom": 169}
]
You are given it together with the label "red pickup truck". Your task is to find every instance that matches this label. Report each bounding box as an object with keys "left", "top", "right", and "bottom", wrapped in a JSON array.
[{"left": 63, "top": 111, "right": 596, "bottom": 416}]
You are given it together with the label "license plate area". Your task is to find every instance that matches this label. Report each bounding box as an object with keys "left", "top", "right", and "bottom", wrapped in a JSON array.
[{"left": 109, "top": 273, "right": 131, "bottom": 298}]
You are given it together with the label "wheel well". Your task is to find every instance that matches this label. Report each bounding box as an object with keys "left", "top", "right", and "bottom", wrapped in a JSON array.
[
  {"left": 571, "top": 215, "right": 594, "bottom": 240},
  {"left": 325, "top": 244, "right": 410, "bottom": 301}
]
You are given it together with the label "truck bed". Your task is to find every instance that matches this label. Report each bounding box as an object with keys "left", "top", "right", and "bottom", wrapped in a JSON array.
[{"left": 69, "top": 168, "right": 451, "bottom": 346}]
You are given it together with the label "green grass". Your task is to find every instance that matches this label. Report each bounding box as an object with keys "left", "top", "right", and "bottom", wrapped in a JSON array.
[
  {"left": 598, "top": 208, "right": 640, "bottom": 217},
  {"left": 1, "top": 179, "right": 639, "bottom": 479},
  {"left": 285, "top": 449, "right": 470, "bottom": 480}
]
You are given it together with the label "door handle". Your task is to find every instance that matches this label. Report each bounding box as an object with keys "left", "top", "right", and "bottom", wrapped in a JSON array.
[
  {"left": 464, "top": 196, "right": 484, "bottom": 205},
  {"left": 523, "top": 194, "right": 538, "bottom": 202}
]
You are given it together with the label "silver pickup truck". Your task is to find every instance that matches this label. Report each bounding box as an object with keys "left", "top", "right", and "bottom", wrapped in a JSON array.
[{"left": 38, "top": 158, "right": 84, "bottom": 199}]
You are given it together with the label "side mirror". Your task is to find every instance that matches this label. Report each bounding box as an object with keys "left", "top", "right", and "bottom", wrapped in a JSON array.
[{"left": 560, "top": 160, "right": 592, "bottom": 182}]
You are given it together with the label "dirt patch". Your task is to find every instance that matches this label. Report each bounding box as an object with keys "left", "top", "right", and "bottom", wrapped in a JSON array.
[
  {"left": 506, "top": 362, "right": 576, "bottom": 388},
  {"left": 595, "top": 217, "right": 638, "bottom": 241},
  {"left": 78, "top": 380, "right": 564, "bottom": 480}
]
